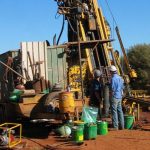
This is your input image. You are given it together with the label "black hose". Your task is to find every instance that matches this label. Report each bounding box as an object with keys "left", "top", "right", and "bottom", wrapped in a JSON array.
[{"left": 57, "top": 15, "right": 65, "bottom": 45}]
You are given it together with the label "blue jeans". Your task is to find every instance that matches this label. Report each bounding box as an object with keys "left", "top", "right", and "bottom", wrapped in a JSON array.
[{"left": 111, "top": 97, "right": 124, "bottom": 129}]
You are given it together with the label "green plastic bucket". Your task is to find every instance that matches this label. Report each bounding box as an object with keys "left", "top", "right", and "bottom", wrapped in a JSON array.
[
  {"left": 97, "top": 121, "right": 108, "bottom": 135},
  {"left": 84, "top": 123, "right": 97, "bottom": 140},
  {"left": 72, "top": 126, "right": 84, "bottom": 143},
  {"left": 74, "top": 121, "right": 85, "bottom": 130},
  {"left": 124, "top": 115, "right": 134, "bottom": 129}
]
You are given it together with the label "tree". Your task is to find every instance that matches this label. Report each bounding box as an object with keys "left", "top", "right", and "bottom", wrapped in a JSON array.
[{"left": 127, "top": 44, "right": 150, "bottom": 92}]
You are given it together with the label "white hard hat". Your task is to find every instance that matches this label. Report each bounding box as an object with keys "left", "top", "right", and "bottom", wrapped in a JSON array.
[
  {"left": 94, "top": 69, "right": 102, "bottom": 78},
  {"left": 109, "top": 65, "right": 117, "bottom": 72}
]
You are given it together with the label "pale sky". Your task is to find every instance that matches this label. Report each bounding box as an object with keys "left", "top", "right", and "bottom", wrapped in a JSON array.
[{"left": 0, "top": 0, "right": 150, "bottom": 53}]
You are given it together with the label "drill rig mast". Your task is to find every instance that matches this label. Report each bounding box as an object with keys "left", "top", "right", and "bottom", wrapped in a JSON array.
[{"left": 55, "top": 0, "right": 116, "bottom": 94}]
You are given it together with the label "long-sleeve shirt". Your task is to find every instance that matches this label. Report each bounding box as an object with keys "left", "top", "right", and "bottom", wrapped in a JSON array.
[
  {"left": 110, "top": 73, "right": 124, "bottom": 99},
  {"left": 90, "top": 79, "right": 102, "bottom": 105}
]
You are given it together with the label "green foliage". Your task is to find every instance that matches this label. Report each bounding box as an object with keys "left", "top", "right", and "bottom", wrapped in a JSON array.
[{"left": 127, "top": 44, "right": 150, "bottom": 91}]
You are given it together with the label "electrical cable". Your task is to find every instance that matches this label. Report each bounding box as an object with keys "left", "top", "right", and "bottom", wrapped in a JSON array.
[
  {"left": 103, "top": 0, "right": 117, "bottom": 42},
  {"left": 104, "top": 0, "right": 126, "bottom": 72},
  {"left": 104, "top": 0, "right": 118, "bottom": 26}
]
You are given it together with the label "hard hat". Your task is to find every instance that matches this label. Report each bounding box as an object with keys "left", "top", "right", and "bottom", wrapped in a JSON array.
[
  {"left": 109, "top": 65, "right": 117, "bottom": 72},
  {"left": 94, "top": 69, "right": 102, "bottom": 78}
]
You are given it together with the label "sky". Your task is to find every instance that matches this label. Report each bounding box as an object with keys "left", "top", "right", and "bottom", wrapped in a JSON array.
[{"left": 0, "top": 0, "right": 150, "bottom": 53}]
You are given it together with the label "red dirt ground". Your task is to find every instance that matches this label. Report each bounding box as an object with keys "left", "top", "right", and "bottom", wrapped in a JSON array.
[
  {"left": 18, "top": 129, "right": 150, "bottom": 150},
  {"left": 12, "top": 110, "right": 150, "bottom": 150}
]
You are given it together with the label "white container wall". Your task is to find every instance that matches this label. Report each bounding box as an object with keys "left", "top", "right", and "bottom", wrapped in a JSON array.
[{"left": 21, "top": 41, "right": 48, "bottom": 82}]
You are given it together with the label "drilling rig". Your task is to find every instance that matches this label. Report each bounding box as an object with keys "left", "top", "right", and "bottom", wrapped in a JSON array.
[
  {"left": 53, "top": 0, "right": 150, "bottom": 119},
  {"left": 0, "top": 0, "right": 149, "bottom": 123},
  {"left": 54, "top": 0, "right": 121, "bottom": 116}
]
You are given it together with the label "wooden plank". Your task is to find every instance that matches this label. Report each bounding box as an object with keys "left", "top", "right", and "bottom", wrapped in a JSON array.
[
  {"left": 39, "top": 42, "right": 45, "bottom": 79},
  {"left": 63, "top": 48, "right": 67, "bottom": 89},
  {"left": 22, "top": 94, "right": 44, "bottom": 104},
  {"left": 52, "top": 48, "right": 58, "bottom": 84},
  {"left": 47, "top": 48, "right": 53, "bottom": 85},
  {"left": 33, "top": 42, "right": 40, "bottom": 79},
  {"left": 27, "top": 42, "right": 33, "bottom": 80},
  {"left": 21, "top": 42, "right": 28, "bottom": 83},
  {"left": 58, "top": 48, "right": 65, "bottom": 88},
  {"left": 44, "top": 42, "right": 48, "bottom": 81}
]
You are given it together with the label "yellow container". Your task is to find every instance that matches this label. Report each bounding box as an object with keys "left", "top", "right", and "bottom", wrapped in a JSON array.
[{"left": 59, "top": 92, "right": 75, "bottom": 113}]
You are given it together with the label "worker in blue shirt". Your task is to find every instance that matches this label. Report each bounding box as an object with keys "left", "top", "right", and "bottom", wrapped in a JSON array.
[
  {"left": 109, "top": 65, "right": 124, "bottom": 130},
  {"left": 90, "top": 69, "right": 102, "bottom": 119}
]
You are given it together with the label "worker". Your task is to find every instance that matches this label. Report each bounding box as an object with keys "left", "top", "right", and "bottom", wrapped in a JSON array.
[
  {"left": 109, "top": 65, "right": 124, "bottom": 130},
  {"left": 90, "top": 69, "right": 102, "bottom": 119}
]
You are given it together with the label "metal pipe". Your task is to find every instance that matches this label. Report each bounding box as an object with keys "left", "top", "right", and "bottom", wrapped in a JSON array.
[
  {"left": 125, "top": 96, "right": 150, "bottom": 106},
  {"left": 103, "top": 84, "right": 110, "bottom": 117},
  {"left": 77, "top": 19, "right": 84, "bottom": 100},
  {"left": 27, "top": 51, "right": 34, "bottom": 78},
  {"left": 115, "top": 26, "right": 130, "bottom": 71},
  {"left": 0, "top": 60, "right": 28, "bottom": 81}
]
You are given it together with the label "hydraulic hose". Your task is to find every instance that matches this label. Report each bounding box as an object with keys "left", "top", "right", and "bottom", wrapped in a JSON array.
[{"left": 57, "top": 15, "right": 65, "bottom": 45}]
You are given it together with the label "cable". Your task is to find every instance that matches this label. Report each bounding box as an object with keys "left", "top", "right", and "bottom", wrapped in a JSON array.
[
  {"left": 104, "top": 0, "right": 118, "bottom": 26},
  {"left": 104, "top": 0, "right": 126, "bottom": 72},
  {"left": 66, "top": 17, "right": 77, "bottom": 34},
  {"left": 104, "top": 0, "right": 120, "bottom": 49}
]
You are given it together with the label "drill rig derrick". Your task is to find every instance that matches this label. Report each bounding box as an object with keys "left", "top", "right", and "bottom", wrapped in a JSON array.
[{"left": 55, "top": 0, "right": 115, "bottom": 95}]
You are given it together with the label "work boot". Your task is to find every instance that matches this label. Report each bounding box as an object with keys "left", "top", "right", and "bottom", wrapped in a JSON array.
[
  {"left": 119, "top": 127, "right": 124, "bottom": 130},
  {"left": 109, "top": 128, "right": 118, "bottom": 131}
]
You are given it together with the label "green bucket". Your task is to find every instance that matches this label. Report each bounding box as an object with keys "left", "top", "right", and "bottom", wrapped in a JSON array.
[
  {"left": 74, "top": 121, "right": 85, "bottom": 130},
  {"left": 97, "top": 121, "right": 108, "bottom": 135},
  {"left": 84, "top": 123, "right": 97, "bottom": 140},
  {"left": 72, "top": 126, "right": 84, "bottom": 143},
  {"left": 124, "top": 115, "right": 134, "bottom": 129}
]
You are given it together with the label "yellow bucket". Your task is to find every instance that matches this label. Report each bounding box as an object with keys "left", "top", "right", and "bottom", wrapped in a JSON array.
[{"left": 59, "top": 92, "right": 75, "bottom": 113}]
